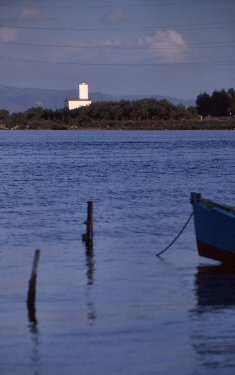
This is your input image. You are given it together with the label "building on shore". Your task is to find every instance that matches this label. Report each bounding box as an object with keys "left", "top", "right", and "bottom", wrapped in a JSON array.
[{"left": 64, "top": 82, "right": 92, "bottom": 110}]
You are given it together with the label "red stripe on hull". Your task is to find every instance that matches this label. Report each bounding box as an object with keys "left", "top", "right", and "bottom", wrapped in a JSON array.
[{"left": 197, "top": 240, "right": 235, "bottom": 265}]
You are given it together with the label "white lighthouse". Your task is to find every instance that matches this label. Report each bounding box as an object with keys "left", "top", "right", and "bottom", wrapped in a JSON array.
[
  {"left": 79, "top": 82, "right": 88, "bottom": 100},
  {"left": 64, "top": 82, "right": 92, "bottom": 110}
]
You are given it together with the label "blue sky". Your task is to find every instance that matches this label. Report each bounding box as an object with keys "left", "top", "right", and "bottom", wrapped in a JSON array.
[{"left": 0, "top": 0, "right": 234, "bottom": 99}]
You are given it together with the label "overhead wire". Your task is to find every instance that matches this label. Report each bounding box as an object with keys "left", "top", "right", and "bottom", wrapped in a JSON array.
[
  {"left": 0, "top": 56, "right": 234, "bottom": 67},
  {"left": 3, "top": 41, "right": 235, "bottom": 50},
  {"left": 1, "top": 10, "right": 233, "bottom": 69},
  {"left": 3, "top": 22, "right": 235, "bottom": 32},
  {"left": 0, "top": 0, "right": 234, "bottom": 7}
]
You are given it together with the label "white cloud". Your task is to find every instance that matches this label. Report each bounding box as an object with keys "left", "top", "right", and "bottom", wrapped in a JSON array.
[
  {"left": 45, "top": 38, "right": 124, "bottom": 63},
  {"left": 0, "top": 27, "right": 18, "bottom": 42},
  {"left": 139, "top": 30, "right": 188, "bottom": 63},
  {"left": 101, "top": 9, "right": 125, "bottom": 24},
  {"left": 103, "top": 39, "right": 122, "bottom": 46},
  {"left": 17, "top": 8, "right": 45, "bottom": 21}
]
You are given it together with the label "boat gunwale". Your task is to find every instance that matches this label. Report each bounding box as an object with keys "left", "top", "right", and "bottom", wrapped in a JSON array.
[{"left": 191, "top": 194, "right": 235, "bottom": 215}]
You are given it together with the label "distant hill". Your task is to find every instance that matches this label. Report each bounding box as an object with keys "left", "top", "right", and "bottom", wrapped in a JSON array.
[{"left": 0, "top": 86, "right": 196, "bottom": 114}]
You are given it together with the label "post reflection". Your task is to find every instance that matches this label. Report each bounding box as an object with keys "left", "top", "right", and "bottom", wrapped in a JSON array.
[
  {"left": 85, "top": 240, "right": 97, "bottom": 324},
  {"left": 86, "top": 240, "right": 95, "bottom": 285},
  {"left": 28, "top": 304, "right": 38, "bottom": 329},
  {"left": 189, "top": 264, "right": 235, "bottom": 371},
  {"left": 27, "top": 305, "right": 41, "bottom": 374}
]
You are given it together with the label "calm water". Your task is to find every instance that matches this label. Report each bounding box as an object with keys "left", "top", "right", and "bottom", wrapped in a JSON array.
[{"left": 1, "top": 130, "right": 235, "bottom": 375}]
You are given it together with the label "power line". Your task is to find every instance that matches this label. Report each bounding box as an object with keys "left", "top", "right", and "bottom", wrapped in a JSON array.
[
  {"left": 0, "top": 0, "right": 234, "bottom": 7},
  {"left": 1, "top": 56, "right": 234, "bottom": 67},
  {"left": 3, "top": 23, "right": 235, "bottom": 32},
  {"left": 3, "top": 41, "right": 235, "bottom": 50}
]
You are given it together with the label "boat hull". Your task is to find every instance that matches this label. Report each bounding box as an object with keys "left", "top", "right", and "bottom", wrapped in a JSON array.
[
  {"left": 197, "top": 240, "right": 235, "bottom": 264},
  {"left": 192, "top": 198, "right": 235, "bottom": 264}
]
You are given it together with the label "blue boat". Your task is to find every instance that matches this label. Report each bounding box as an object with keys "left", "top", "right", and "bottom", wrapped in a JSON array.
[{"left": 191, "top": 193, "right": 235, "bottom": 264}]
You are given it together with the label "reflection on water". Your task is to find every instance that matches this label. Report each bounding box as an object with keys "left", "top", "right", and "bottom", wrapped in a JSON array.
[
  {"left": 85, "top": 240, "right": 97, "bottom": 324},
  {"left": 28, "top": 308, "right": 40, "bottom": 375},
  {"left": 86, "top": 240, "right": 95, "bottom": 285},
  {"left": 29, "top": 328, "right": 40, "bottom": 375},
  {"left": 2, "top": 130, "right": 235, "bottom": 374},
  {"left": 27, "top": 253, "right": 41, "bottom": 374},
  {"left": 195, "top": 264, "right": 235, "bottom": 308},
  {"left": 28, "top": 304, "right": 38, "bottom": 328},
  {"left": 189, "top": 264, "right": 235, "bottom": 372}
]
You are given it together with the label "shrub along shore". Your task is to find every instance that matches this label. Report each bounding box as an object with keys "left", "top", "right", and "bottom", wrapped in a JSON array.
[
  {"left": 0, "top": 90, "right": 235, "bottom": 130},
  {"left": 0, "top": 117, "right": 235, "bottom": 130}
]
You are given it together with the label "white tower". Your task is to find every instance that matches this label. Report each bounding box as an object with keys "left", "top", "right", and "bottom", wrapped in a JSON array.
[
  {"left": 64, "top": 82, "right": 92, "bottom": 110},
  {"left": 79, "top": 82, "right": 89, "bottom": 100}
]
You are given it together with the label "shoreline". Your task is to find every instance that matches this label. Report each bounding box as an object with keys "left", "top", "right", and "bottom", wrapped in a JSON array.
[{"left": 0, "top": 118, "right": 235, "bottom": 131}]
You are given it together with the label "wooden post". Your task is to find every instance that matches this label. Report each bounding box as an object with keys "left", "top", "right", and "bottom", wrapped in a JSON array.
[
  {"left": 27, "top": 250, "right": 40, "bottom": 323},
  {"left": 82, "top": 201, "right": 94, "bottom": 242},
  {"left": 87, "top": 201, "right": 94, "bottom": 241}
]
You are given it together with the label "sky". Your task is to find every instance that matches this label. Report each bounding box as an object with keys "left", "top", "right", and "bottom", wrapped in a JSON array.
[{"left": 0, "top": 0, "right": 234, "bottom": 99}]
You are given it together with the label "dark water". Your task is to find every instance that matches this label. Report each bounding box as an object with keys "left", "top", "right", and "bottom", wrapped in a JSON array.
[{"left": 1, "top": 130, "right": 235, "bottom": 375}]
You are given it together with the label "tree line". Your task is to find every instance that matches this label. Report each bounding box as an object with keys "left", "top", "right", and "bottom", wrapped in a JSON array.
[
  {"left": 0, "top": 98, "right": 198, "bottom": 123},
  {"left": 0, "top": 88, "right": 234, "bottom": 124},
  {"left": 196, "top": 88, "right": 235, "bottom": 117}
]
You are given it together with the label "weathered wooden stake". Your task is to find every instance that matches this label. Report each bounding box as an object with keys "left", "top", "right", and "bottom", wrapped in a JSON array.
[
  {"left": 27, "top": 250, "right": 40, "bottom": 317},
  {"left": 82, "top": 201, "right": 94, "bottom": 242}
]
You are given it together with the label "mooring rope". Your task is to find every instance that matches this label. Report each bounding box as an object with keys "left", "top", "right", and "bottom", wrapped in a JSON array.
[{"left": 156, "top": 211, "right": 194, "bottom": 257}]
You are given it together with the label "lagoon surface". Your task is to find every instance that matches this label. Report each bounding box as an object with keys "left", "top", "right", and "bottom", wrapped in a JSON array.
[{"left": 1, "top": 130, "right": 235, "bottom": 375}]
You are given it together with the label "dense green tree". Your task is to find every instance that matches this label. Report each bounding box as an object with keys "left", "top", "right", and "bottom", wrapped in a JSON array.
[
  {"left": 3, "top": 90, "right": 233, "bottom": 126},
  {"left": 196, "top": 92, "right": 212, "bottom": 116},
  {"left": 110, "top": 102, "right": 124, "bottom": 121},
  {"left": 196, "top": 89, "right": 234, "bottom": 117},
  {"left": 25, "top": 106, "right": 44, "bottom": 120},
  {"left": 120, "top": 100, "right": 136, "bottom": 120},
  {"left": 176, "top": 103, "right": 186, "bottom": 118},
  {"left": 44, "top": 108, "right": 56, "bottom": 120},
  {"left": 0, "top": 109, "right": 10, "bottom": 120},
  {"left": 134, "top": 99, "right": 149, "bottom": 120},
  {"left": 228, "top": 88, "right": 235, "bottom": 115},
  {"left": 210, "top": 89, "right": 230, "bottom": 116},
  {"left": 187, "top": 106, "right": 198, "bottom": 118}
]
